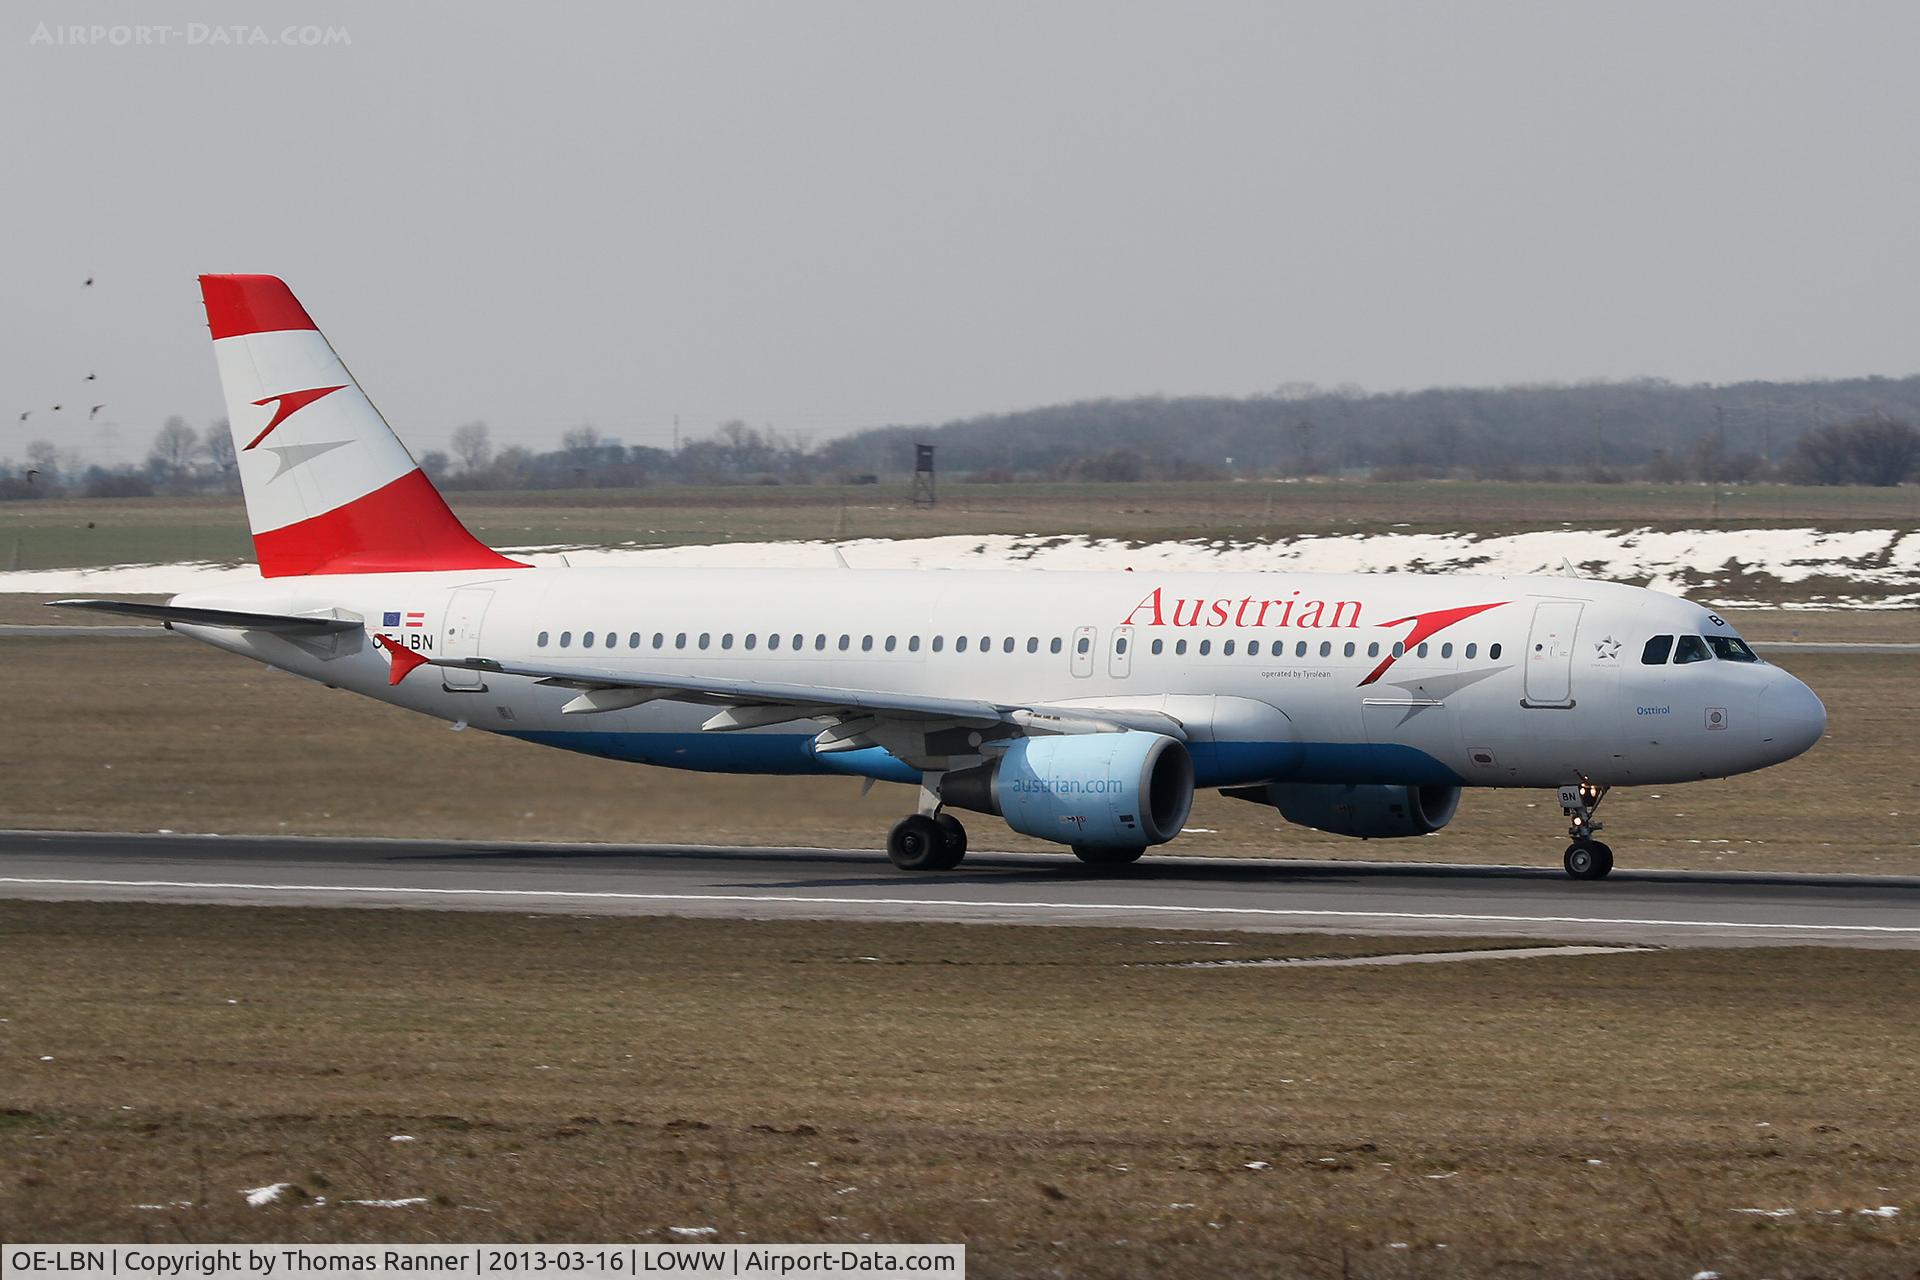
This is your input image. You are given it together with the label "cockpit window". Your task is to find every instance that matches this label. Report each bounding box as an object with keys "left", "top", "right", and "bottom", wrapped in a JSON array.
[
  {"left": 1673, "top": 635, "right": 1712, "bottom": 664},
  {"left": 1641, "top": 635, "right": 1674, "bottom": 665},
  {"left": 1706, "top": 635, "right": 1760, "bottom": 663}
]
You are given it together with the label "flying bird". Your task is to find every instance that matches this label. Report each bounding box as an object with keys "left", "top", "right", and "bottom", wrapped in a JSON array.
[
  {"left": 85, "top": 371, "right": 97, "bottom": 382},
  {"left": 89, "top": 404, "right": 105, "bottom": 420},
  {"left": 17, "top": 411, "right": 28, "bottom": 423},
  {"left": 83, "top": 276, "right": 94, "bottom": 287},
  {"left": 50, "top": 404, "right": 62, "bottom": 412}
]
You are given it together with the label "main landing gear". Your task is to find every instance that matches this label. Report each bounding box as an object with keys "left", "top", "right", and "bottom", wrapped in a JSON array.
[
  {"left": 886, "top": 812, "right": 968, "bottom": 871},
  {"left": 1558, "top": 779, "right": 1614, "bottom": 880}
]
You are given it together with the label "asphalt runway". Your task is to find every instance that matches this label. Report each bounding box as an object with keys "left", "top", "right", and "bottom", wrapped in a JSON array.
[{"left": 2, "top": 829, "right": 1916, "bottom": 948}]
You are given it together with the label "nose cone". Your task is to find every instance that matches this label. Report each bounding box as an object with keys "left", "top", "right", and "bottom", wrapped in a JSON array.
[{"left": 1763, "top": 674, "right": 1827, "bottom": 763}]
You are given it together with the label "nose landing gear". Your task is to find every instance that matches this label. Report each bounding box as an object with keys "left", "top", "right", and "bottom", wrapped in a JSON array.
[{"left": 1559, "top": 780, "right": 1614, "bottom": 880}]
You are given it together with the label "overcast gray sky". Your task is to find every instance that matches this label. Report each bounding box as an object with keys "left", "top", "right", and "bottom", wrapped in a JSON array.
[{"left": 5, "top": 0, "right": 1919, "bottom": 465}]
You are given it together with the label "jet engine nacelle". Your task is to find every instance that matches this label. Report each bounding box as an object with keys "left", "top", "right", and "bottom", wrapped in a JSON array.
[
  {"left": 1237, "top": 782, "right": 1461, "bottom": 839},
  {"left": 944, "top": 732, "right": 1195, "bottom": 849}
]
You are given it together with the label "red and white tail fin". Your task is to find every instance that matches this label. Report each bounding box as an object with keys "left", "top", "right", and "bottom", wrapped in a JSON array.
[{"left": 198, "top": 274, "right": 526, "bottom": 578}]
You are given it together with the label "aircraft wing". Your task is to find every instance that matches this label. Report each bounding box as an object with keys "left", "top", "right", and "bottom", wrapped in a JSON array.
[
  {"left": 411, "top": 650, "right": 1186, "bottom": 771},
  {"left": 48, "top": 599, "right": 362, "bottom": 635}
]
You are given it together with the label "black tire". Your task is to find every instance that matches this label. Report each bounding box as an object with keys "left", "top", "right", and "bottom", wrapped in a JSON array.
[
  {"left": 1564, "top": 839, "right": 1614, "bottom": 880},
  {"left": 1073, "top": 844, "right": 1146, "bottom": 867},
  {"left": 887, "top": 814, "right": 946, "bottom": 871},
  {"left": 931, "top": 813, "right": 968, "bottom": 869}
]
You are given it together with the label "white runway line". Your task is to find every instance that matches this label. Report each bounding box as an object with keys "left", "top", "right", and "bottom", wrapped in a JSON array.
[
  {"left": 1145, "top": 945, "right": 1656, "bottom": 968},
  {"left": 3, "top": 877, "right": 1917, "bottom": 934}
]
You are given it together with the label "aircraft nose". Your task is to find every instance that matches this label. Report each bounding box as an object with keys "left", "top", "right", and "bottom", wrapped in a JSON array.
[{"left": 1762, "top": 673, "right": 1827, "bottom": 762}]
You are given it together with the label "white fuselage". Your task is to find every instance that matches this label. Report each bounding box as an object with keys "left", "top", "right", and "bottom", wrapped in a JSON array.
[{"left": 172, "top": 565, "right": 1827, "bottom": 792}]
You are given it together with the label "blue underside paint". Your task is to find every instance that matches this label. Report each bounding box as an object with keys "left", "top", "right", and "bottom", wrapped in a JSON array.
[{"left": 499, "top": 730, "right": 1465, "bottom": 788}]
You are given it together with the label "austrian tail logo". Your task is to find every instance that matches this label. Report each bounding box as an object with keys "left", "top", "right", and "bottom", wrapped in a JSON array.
[
  {"left": 1358, "top": 601, "right": 1508, "bottom": 686},
  {"left": 244, "top": 385, "right": 347, "bottom": 450}
]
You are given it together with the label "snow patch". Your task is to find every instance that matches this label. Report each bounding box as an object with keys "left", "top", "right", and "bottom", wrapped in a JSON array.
[
  {"left": 8, "top": 526, "right": 1918, "bottom": 605},
  {"left": 342, "top": 1197, "right": 430, "bottom": 1208},
  {"left": 668, "top": 1227, "right": 718, "bottom": 1238},
  {"left": 243, "top": 1183, "right": 295, "bottom": 1207}
]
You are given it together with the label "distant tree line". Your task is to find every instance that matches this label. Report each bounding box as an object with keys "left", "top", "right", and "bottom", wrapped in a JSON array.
[{"left": 4, "top": 376, "right": 1919, "bottom": 499}]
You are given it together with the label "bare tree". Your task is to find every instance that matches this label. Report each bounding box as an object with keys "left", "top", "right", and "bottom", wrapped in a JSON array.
[
  {"left": 25, "top": 440, "right": 59, "bottom": 487},
  {"left": 451, "top": 420, "right": 493, "bottom": 474},
  {"left": 200, "top": 420, "right": 237, "bottom": 493},
  {"left": 149, "top": 416, "right": 199, "bottom": 487}
]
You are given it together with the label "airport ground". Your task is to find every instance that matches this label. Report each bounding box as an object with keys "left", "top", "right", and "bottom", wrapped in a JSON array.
[
  {"left": 2, "top": 901, "right": 1915, "bottom": 1276},
  {"left": 3, "top": 485, "right": 1915, "bottom": 1270}
]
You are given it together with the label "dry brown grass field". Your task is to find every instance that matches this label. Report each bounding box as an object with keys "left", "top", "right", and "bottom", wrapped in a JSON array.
[
  {"left": 2, "top": 902, "right": 1915, "bottom": 1275},
  {"left": 0, "top": 633, "right": 1913, "bottom": 875},
  {"left": 5, "top": 479, "right": 1919, "bottom": 572}
]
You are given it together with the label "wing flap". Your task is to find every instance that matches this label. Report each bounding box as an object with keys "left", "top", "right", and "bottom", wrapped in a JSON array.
[{"left": 48, "top": 599, "right": 361, "bottom": 635}]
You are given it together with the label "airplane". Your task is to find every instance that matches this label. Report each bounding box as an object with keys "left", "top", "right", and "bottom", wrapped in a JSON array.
[{"left": 54, "top": 275, "right": 1828, "bottom": 880}]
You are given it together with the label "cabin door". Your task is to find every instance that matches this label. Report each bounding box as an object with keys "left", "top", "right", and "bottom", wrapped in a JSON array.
[
  {"left": 1521, "top": 600, "right": 1582, "bottom": 709},
  {"left": 441, "top": 588, "right": 494, "bottom": 691}
]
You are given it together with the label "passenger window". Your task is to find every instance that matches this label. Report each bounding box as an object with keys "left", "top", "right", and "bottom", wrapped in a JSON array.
[
  {"left": 980, "top": 636, "right": 991, "bottom": 652},
  {"left": 1440, "top": 642, "right": 1452, "bottom": 658},
  {"left": 1368, "top": 642, "right": 1380, "bottom": 658},
  {"left": 768, "top": 634, "right": 780, "bottom": 650},
  {"left": 815, "top": 634, "right": 827, "bottom": 650},
  {"left": 675, "top": 633, "right": 687, "bottom": 650},
  {"left": 699, "top": 633, "right": 711, "bottom": 650},
  {"left": 1674, "top": 635, "right": 1712, "bottom": 664},
  {"left": 744, "top": 634, "right": 756, "bottom": 650},
  {"left": 956, "top": 636, "right": 969, "bottom": 653},
  {"left": 1489, "top": 643, "right": 1502, "bottom": 660},
  {"left": 1295, "top": 641, "right": 1307, "bottom": 657},
  {"left": 1026, "top": 637, "right": 1038, "bottom": 654},
  {"left": 1344, "top": 641, "right": 1356, "bottom": 657},
  {"left": 582, "top": 631, "right": 595, "bottom": 648},
  {"left": 838, "top": 635, "right": 850, "bottom": 651},
  {"left": 1050, "top": 638, "right": 1063, "bottom": 655},
  {"left": 537, "top": 631, "right": 549, "bottom": 647},
  {"left": 1706, "top": 635, "right": 1760, "bottom": 663},
  {"left": 1152, "top": 639, "right": 1164, "bottom": 655},
  {"left": 1464, "top": 643, "right": 1477, "bottom": 659},
  {"left": 559, "top": 631, "right": 572, "bottom": 648},
  {"left": 884, "top": 636, "right": 896, "bottom": 652},
  {"left": 908, "top": 636, "right": 920, "bottom": 652},
  {"left": 1248, "top": 640, "right": 1261, "bottom": 656},
  {"left": 1118, "top": 636, "right": 1131, "bottom": 654},
  {"left": 1391, "top": 642, "right": 1404, "bottom": 657},
  {"left": 1416, "top": 642, "right": 1429, "bottom": 658},
  {"left": 1003, "top": 637, "right": 1015, "bottom": 653},
  {"left": 1076, "top": 637, "right": 1091, "bottom": 655},
  {"left": 933, "top": 636, "right": 945, "bottom": 652},
  {"left": 1175, "top": 639, "right": 1188, "bottom": 656},
  {"left": 1319, "top": 641, "right": 1332, "bottom": 657},
  {"left": 791, "top": 634, "right": 803, "bottom": 651},
  {"left": 1220, "top": 639, "right": 1232, "bottom": 656},
  {"left": 1642, "top": 635, "right": 1674, "bottom": 664},
  {"left": 721, "top": 633, "right": 733, "bottom": 650},
  {"left": 1199, "top": 639, "right": 1212, "bottom": 656},
  {"left": 861, "top": 635, "right": 873, "bottom": 652}
]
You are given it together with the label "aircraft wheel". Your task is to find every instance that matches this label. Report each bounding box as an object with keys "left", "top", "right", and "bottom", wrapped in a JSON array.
[
  {"left": 1563, "top": 839, "right": 1614, "bottom": 880},
  {"left": 1073, "top": 844, "right": 1145, "bottom": 867},
  {"left": 932, "top": 813, "right": 969, "bottom": 869},
  {"left": 887, "top": 814, "right": 947, "bottom": 871}
]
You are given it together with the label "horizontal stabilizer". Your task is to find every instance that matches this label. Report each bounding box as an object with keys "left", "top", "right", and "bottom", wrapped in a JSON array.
[{"left": 47, "top": 599, "right": 361, "bottom": 634}]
